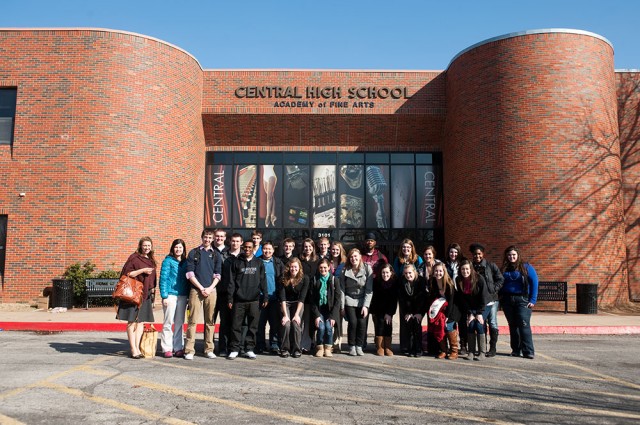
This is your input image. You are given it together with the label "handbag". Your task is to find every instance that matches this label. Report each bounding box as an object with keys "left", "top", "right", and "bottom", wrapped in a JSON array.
[
  {"left": 139, "top": 325, "right": 158, "bottom": 358},
  {"left": 112, "top": 274, "right": 144, "bottom": 306}
]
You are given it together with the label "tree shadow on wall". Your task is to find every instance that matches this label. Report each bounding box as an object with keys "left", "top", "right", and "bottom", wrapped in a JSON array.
[
  {"left": 522, "top": 89, "right": 630, "bottom": 305},
  {"left": 618, "top": 73, "right": 640, "bottom": 301}
]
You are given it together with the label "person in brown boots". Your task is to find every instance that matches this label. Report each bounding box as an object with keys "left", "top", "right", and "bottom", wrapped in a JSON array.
[
  {"left": 311, "top": 259, "right": 342, "bottom": 358},
  {"left": 427, "top": 262, "right": 460, "bottom": 359},
  {"left": 370, "top": 263, "right": 398, "bottom": 356}
]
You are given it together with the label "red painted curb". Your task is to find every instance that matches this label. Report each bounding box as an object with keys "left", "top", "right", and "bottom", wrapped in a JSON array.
[{"left": 0, "top": 323, "right": 217, "bottom": 332}]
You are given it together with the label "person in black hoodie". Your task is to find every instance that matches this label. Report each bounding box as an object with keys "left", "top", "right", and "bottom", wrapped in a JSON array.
[{"left": 227, "top": 240, "right": 267, "bottom": 360}]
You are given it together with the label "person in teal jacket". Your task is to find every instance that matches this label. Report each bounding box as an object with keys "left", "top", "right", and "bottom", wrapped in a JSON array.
[
  {"left": 159, "top": 239, "right": 189, "bottom": 358},
  {"left": 499, "top": 245, "right": 539, "bottom": 359}
]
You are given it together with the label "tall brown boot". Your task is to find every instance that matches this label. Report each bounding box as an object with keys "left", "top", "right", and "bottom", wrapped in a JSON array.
[
  {"left": 437, "top": 336, "right": 448, "bottom": 359},
  {"left": 447, "top": 330, "right": 459, "bottom": 360},
  {"left": 383, "top": 336, "right": 394, "bottom": 356},
  {"left": 374, "top": 336, "right": 384, "bottom": 356}
]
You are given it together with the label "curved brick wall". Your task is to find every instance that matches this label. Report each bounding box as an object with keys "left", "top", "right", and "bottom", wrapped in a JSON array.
[
  {"left": 0, "top": 29, "right": 204, "bottom": 302},
  {"left": 444, "top": 31, "right": 627, "bottom": 307}
]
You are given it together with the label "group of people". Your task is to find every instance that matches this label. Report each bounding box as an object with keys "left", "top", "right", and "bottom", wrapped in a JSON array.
[{"left": 116, "top": 229, "right": 539, "bottom": 362}]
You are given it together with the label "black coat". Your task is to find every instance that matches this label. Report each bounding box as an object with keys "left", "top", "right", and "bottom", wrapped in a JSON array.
[
  {"left": 310, "top": 274, "right": 342, "bottom": 322},
  {"left": 370, "top": 275, "right": 398, "bottom": 317},
  {"left": 456, "top": 275, "right": 491, "bottom": 313},
  {"left": 397, "top": 275, "right": 429, "bottom": 316}
]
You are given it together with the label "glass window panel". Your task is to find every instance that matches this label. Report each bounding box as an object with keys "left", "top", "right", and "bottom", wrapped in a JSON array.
[
  {"left": 283, "top": 152, "right": 309, "bottom": 164},
  {"left": 338, "top": 152, "right": 364, "bottom": 163},
  {"left": 258, "top": 165, "right": 282, "bottom": 229},
  {"left": 366, "top": 153, "right": 389, "bottom": 163},
  {"left": 282, "top": 165, "right": 310, "bottom": 228},
  {"left": 390, "top": 165, "right": 415, "bottom": 228},
  {"left": 338, "top": 165, "right": 365, "bottom": 229},
  {"left": 232, "top": 165, "right": 259, "bottom": 228},
  {"left": 235, "top": 153, "right": 261, "bottom": 163},
  {"left": 311, "top": 165, "right": 337, "bottom": 228},
  {"left": 311, "top": 153, "right": 336, "bottom": 164},
  {"left": 390, "top": 153, "right": 414, "bottom": 164},
  {"left": 204, "top": 164, "right": 233, "bottom": 227},
  {"left": 415, "top": 153, "right": 433, "bottom": 164},
  {"left": 365, "top": 165, "right": 390, "bottom": 229}
]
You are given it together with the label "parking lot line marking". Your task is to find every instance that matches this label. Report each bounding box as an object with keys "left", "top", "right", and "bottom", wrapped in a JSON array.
[
  {"left": 0, "top": 356, "right": 109, "bottom": 401},
  {"left": 84, "top": 368, "right": 332, "bottom": 425},
  {"left": 39, "top": 381, "right": 194, "bottom": 425},
  {"left": 0, "top": 412, "right": 27, "bottom": 425},
  {"left": 210, "top": 356, "right": 640, "bottom": 422},
  {"left": 534, "top": 352, "right": 640, "bottom": 390}
]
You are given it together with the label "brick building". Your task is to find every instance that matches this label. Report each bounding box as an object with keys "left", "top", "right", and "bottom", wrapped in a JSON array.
[{"left": 1, "top": 28, "right": 638, "bottom": 308}]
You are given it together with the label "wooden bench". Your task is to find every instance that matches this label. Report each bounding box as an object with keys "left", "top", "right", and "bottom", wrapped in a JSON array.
[
  {"left": 536, "top": 281, "right": 568, "bottom": 314},
  {"left": 85, "top": 278, "right": 119, "bottom": 309}
]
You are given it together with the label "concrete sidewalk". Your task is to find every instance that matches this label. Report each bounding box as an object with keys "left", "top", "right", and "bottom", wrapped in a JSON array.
[{"left": 1, "top": 305, "right": 639, "bottom": 334}]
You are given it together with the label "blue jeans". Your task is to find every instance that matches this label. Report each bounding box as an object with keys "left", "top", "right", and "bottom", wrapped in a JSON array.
[
  {"left": 316, "top": 314, "right": 334, "bottom": 346},
  {"left": 501, "top": 295, "right": 534, "bottom": 356},
  {"left": 483, "top": 301, "right": 499, "bottom": 332}
]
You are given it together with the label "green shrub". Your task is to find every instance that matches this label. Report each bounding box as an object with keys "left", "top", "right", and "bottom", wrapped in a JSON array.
[{"left": 62, "top": 262, "right": 120, "bottom": 307}]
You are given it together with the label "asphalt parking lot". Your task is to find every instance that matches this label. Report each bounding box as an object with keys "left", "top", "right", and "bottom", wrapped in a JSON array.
[{"left": 1, "top": 332, "right": 639, "bottom": 424}]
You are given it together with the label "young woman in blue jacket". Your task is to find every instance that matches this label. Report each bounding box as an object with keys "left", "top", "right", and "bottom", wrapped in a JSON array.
[
  {"left": 159, "top": 239, "right": 189, "bottom": 358},
  {"left": 500, "top": 245, "right": 538, "bottom": 359}
]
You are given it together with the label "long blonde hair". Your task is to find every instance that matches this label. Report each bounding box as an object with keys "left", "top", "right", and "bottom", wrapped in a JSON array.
[{"left": 282, "top": 257, "right": 304, "bottom": 288}]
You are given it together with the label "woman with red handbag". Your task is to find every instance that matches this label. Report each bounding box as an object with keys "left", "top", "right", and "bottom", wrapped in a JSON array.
[{"left": 116, "top": 236, "right": 157, "bottom": 359}]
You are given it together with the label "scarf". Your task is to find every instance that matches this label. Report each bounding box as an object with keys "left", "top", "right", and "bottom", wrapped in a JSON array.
[{"left": 318, "top": 274, "right": 329, "bottom": 306}]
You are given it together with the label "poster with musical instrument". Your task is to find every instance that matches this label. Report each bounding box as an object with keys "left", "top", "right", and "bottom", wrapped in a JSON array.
[
  {"left": 233, "top": 165, "right": 258, "bottom": 228},
  {"left": 338, "top": 165, "right": 364, "bottom": 228},
  {"left": 365, "top": 165, "right": 390, "bottom": 229},
  {"left": 283, "top": 164, "right": 310, "bottom": 228},
  {"left": 312, "top": 165, "right": 336, "bottom": 228}
]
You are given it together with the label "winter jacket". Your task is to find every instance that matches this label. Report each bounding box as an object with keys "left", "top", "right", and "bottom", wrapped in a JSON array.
[{"left": 159, "top": 255, "right": 189, "bottom": 298}]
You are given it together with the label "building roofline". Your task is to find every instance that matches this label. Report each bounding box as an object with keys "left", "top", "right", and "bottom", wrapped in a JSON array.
[
  {"left": 448, "top": 28, "right": 613, "bottom": 69},
  {"left": 0, "top": 27, "right": 202, "bottom": 70}
]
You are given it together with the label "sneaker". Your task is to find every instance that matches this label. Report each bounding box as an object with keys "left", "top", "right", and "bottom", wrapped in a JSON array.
[
  {"left": 206, "top": 352, "right": 216, "bottom": 359},
  {"left": 355, "top": 346, "right": 364, "bottom": 356},
  {"left": 163, "top": 351, "right": 173, "bottom": 358},
  {"left": 348, "top": 346, "right": 357, "bottom": 356},
  {"left": 270, "top": 347, "right": 280, "bottom": 355},
  {"left": 292, "top": 350, "right": 302, "bottom": 358},
  {"left": 245, "top": 351, "right": 257, "bottom": 359},
  {"left": 524, "top": 354, "right": 535, "bottom": 359},
  {"left": 227, "top": 351, "right": 239, "bottom": 360},
  {"left": 184, "top": 353, "right": 194, "bottom": 360},
  {"left": 174, "top": 350, "right": 184, "bottom": 358},
  {"left": 280, "top": 350, "right": 290, "bottom": 358}
]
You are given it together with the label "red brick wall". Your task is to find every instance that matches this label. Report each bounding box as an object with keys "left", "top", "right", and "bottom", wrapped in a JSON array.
[
  {"left": 202, "top": 70, "right": 446, "bottom": 149},
  {"left": 618, "top": 71, "right": 640, "bottom": 301},
  {"left": 445, "top": 32, "right": 627, "bottom": 308},
  {"left": 0, "top": 29, "right": 205, "bottom": 302}
]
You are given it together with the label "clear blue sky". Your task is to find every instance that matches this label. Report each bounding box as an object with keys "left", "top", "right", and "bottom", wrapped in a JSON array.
[{"left": 2, "top": 0, "right": 637, "bottom": 70}]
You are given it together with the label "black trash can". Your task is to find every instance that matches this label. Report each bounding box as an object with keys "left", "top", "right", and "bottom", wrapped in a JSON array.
[
  {"left": 52, "top": 279, "right": 74, "bottom": 309},
  {"left": 576, "top": 283, "right": 598, "bottom": 314}
]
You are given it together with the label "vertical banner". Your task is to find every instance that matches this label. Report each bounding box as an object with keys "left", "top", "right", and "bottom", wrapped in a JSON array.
[
  {"left": 365, "top": 165, "right": 390, "bottom": 229},
  {"left": 204, "top": 164, "right": 232, "bottom": 227},
  {"left": 283, "top": 165, "right": 310, "bottom": 228},
  {"left": 259, "top": 165, "right": 282, "bottom": 229},
  {"left": 390, "top": 165, "right": 415, "bottom": 228},
  {"left": 338, "top": 165, "right": 365, "bottom": 228},
  {"left": 416, "top": 165, "right": 442, "bottom": 228},
  {"left": 233, "top": 165, "right": 258, "bottom": 228},
  {"left": 312, "top": 165, "right": 336, "bottom": 228}
]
